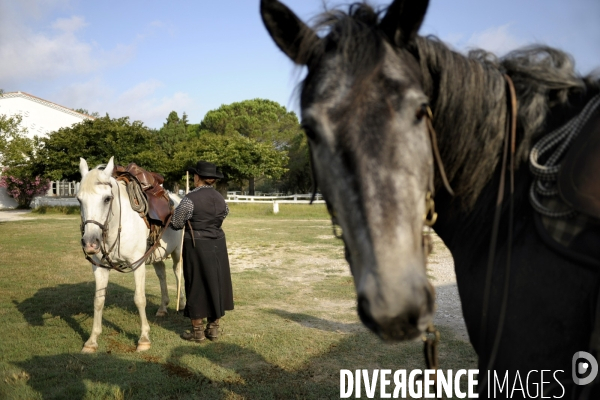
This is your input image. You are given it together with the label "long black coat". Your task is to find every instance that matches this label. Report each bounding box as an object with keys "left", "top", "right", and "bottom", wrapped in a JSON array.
[{"left": 173, "top": 187, "right": 234, "bottom": 319}]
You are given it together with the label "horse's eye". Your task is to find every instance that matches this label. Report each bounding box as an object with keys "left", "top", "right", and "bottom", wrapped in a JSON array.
[
  {"left": 104, "top": 196, "right": 112, "bottom": 204},
  {"left": 302, "top": 125, "right": 318, "bottom": 142},
  {"left": 416, "top": 103, "right": 430, "bottom": 121}
]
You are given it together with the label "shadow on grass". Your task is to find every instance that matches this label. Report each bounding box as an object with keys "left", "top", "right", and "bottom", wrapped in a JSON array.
[
  {"left": 12, "top": 282, "right": 184, "bottom": 344},
  {"left": 267, "top": 309, "right": 363, "bottom": 334},
  {"left": 12, "top": 332, "right": 422, "bottom": 399}
]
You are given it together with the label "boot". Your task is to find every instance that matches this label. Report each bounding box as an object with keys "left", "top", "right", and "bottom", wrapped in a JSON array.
[
  {"left": 180, "top": 318, "right": 205, "bottom": 342},
  {"left": 205, "top": 318, "right": 220, "bottom": 341}
]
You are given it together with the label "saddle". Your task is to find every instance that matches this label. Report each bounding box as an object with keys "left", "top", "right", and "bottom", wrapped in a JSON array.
[
  {"left": 112, "top": 163, "right": 172, "bottom": 226},
  {"left": 531, "top": 105, "right": 600, "bottom": 268},
  {"left": 559, "top": 107, "right": 600, "bottom": 220}
]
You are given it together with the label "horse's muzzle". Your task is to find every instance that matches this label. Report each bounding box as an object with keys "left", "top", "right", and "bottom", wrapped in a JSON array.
[
  {"left": 357, "top": 281, "right": 434, "bottom": 341},
  {"left": 82, "top": 238, "right": 100, "bottom": 255}
]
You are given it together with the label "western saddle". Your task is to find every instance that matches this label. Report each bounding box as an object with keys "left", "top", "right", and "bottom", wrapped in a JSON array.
[{"left": 112, "top": 163, "right": 173, "bottom": 229}]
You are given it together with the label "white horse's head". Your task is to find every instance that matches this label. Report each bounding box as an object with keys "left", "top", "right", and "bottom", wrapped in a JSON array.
[{"left": 78, "top": 157, "right": 115, "bottom": 255}]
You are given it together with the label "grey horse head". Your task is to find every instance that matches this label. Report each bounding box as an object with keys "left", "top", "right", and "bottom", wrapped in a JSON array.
[{"left": 261, "top": 0, "right": 437, "bottom": 341}]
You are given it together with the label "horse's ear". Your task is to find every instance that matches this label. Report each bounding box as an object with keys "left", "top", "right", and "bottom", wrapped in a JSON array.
[
  {"left": 379, "top": 0, "right": 429, "bottom": 47},
  {"left": 79, "top": 158, "right": 89, "bottom": 178},
  {"left": 103, "top": 157, "right": 115, "bottom": 178},
  {"left": 260, "top": 0, "right": 319, "bottom": 65}
]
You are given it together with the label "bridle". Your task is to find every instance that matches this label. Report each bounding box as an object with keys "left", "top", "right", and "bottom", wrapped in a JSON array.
[
  {"left": 80, "top": 180, "right": 122, "bottom": 266},
  {"left": 80, "top": 177, "right": 171, "bottom": 273},
  {"left": 311, "top": 75, "right": 517, "bottom": 393},
  {"left": 323, "top": 103, "right": 454, "bottom": 377}
]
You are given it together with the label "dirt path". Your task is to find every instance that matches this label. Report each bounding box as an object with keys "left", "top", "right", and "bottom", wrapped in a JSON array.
[
  {"left": 0, "top": 210, "right": 34, "bottom": 222},
  {"left": 427, "top": 234, "right": 470, "bottom": 342}
]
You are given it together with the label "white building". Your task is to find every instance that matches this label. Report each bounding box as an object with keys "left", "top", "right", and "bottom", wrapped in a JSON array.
[{"left": 0, "top": 91, "right": 94, "bottom": 208}]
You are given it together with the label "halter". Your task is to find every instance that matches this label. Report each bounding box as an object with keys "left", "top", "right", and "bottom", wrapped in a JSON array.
[{"left": 80, "top": 177, "right": 171, "bottom": 273}]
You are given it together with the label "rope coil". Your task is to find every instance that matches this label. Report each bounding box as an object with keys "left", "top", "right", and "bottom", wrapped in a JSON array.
[
  {"left": 529, "top": 94, "right": 600, "bottom": 218},
  {"left": 125, "top": 180, "right": 149, "bottom": 215}
]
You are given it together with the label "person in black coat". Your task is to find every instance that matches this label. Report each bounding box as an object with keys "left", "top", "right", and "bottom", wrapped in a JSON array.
[{"left": 170, "top": 161, "right": 234, "bottom": 341}]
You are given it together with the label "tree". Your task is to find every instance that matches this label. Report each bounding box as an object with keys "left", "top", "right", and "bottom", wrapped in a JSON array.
[
  {"left": 33, "top": 115, "right": 155, "bottom": 181},
  {"left": 280, "top": 132, "right": 312, "bottom": 194},
  {"left": 146, "top": 111, "right": 191, "bottom": 192},
  {"left": 200, "top": 99, "right": 302, "bottom": 194},
  {"left": 0, "top": 114, "right": 37, "bottom": 171},
  {"left": 173, "top": 133, "right": 288, "bottom": 194},
  {"left": 74, "top": 108, "right": 101, "bottom": 118}
]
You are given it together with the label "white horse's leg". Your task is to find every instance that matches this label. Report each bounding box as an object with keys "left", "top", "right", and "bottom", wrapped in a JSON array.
[
  {"left": 153, "top": 261, "right": 169, "bottom": 317},
  {"left": 82, "top": 266, "right": 110, "bottom": 353},
  {"left": 172, "top": 250, "right": 186, "bottom": 310},
  {"left": 133, "top": 265, "right": 151, "bottom": 352}
]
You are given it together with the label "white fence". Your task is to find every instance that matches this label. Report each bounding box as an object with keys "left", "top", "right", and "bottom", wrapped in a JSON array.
[
  {"left": 31, "top": 196, "right": 79, "bottom": 208},
  {"left": 226, "top": 193, "right": 325, "bottom": 214},
  {"left": 32, "top": 185, "right": 324, "bottom": 214}
]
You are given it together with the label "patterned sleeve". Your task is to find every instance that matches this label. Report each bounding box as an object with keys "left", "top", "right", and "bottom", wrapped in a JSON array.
[
  {"left": 224, "top": 202, "right": 229, "bottom": 218},
  {"left": 170, "top": 196, "right": 193, "bottom": 230}
]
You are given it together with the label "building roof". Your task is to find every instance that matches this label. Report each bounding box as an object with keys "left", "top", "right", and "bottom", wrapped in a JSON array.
[
  {"left": 0, "top": 91, "right": 95, "bottom": 138},
  {"left": 1, "top": 91, "right": 96, "bottom": 120}
]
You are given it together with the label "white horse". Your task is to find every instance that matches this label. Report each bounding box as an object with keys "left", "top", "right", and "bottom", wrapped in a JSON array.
[{"left": 77, "top": 156, "right": 185, "bottom": 353}]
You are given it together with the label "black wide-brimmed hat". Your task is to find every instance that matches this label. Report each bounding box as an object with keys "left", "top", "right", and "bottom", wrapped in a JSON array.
[{"left": 187, "top": 161, "right": 224, "bottom": 179}]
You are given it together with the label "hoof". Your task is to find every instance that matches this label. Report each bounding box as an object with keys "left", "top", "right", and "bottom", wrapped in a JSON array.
[
  {"left": 136, "top": 341, "right": 151, "bottom": 352},
  {"left": 81, "top": 345, "right": 97, "bottom": 354},
  {"left": 155, "top": 310, "right": 168, "bottom": 317}
]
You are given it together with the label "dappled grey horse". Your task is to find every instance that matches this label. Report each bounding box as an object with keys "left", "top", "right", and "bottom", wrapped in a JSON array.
[{"left": 261, "top": 0, "right": 600, "bottom": 397}]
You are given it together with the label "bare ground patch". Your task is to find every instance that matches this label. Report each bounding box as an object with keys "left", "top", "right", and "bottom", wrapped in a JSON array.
[{"left": 230, "top": 232, "right": 470, "bottom": 342}]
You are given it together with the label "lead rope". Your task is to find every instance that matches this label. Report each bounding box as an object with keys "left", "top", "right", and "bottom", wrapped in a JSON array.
[
  {"left": 421, "top": 107, "right": 454, "bottom": 399},
  {"left": 478, "top": 74, "right": 518, "bottom": 396},
  {"left": 422, "top": 190, "right": 442, "bottom": 398}
]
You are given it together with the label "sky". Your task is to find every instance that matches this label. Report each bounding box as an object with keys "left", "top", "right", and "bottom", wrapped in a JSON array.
[{"left": 1, "top": 0, "right": 599, "bottom": 129}]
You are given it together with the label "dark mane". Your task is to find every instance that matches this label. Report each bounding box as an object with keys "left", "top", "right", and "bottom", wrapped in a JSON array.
[
  {"left": 416, "top": 37, "right": 598, "bottom": 207},
  {"left": 302, "top": 3, "right": 387, "bottom": 78},
  {"left": 302, "top": 2, "right": 600, "bottom": 208}
]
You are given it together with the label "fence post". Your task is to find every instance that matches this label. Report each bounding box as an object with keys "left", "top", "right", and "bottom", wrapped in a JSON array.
[{"left": 273, "top": 200, "right": 279, "bottom": 214}]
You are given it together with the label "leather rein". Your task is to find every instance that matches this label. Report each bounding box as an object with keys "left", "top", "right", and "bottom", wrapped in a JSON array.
[
  {"left": 421, "top": 75, "right": 518, "bottom": 390},
  {"left": 80, "top": 178, "right": 171, "bottom": 273},
  {"left": 420, "top": 102, "right": 454, "bottom": 376}
]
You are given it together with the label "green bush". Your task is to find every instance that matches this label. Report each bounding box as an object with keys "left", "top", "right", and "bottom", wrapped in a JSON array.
[{"left": 31, "top": 206, "right": 80, "bottom": 215}]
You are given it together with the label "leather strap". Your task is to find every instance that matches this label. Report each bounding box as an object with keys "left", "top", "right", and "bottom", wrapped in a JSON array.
[
  {"left": 426, "top": 109, "right": 454, "bottom": 196},
  {"left": 478, "top": 74, "right": 518, "bottom": 394}
]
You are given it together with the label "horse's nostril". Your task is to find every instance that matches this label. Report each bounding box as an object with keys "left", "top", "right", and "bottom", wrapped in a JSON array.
[{"left": 357, "top": 296, "right": 376, "bottom": 330}]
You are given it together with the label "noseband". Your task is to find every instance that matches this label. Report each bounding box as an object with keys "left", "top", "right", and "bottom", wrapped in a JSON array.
[{"left": 80, "top": 180, "right": 125, "bottom": 270}]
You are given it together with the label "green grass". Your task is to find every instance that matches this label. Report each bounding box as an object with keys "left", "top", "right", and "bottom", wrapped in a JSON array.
[
  {"left": 227, "top": 202, "right": 330, "bottom": 219},
  {"left": 0, "top": 205, "right": 476, "bottom": 399}
]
